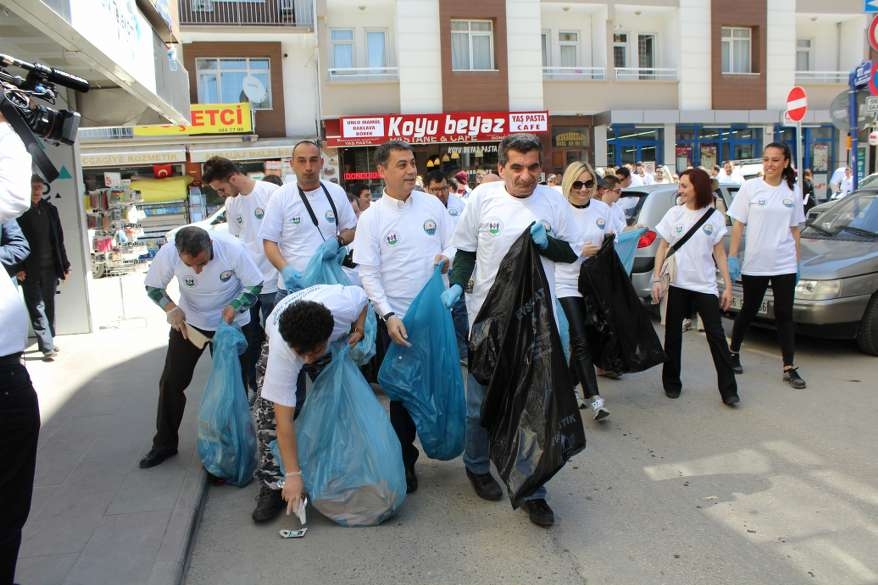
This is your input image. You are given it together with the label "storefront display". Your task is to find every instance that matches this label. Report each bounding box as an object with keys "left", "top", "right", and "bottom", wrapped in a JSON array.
[{"left": 85, "top": 186, "right": 148, "bottom": 278}]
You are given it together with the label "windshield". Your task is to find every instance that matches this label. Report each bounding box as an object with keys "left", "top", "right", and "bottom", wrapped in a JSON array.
[
  {"left": 803, "top": 192, "right": 878, "bottom": 239},
  {"left": 617, "top": 192, "right": 648, "bottom": 226}
]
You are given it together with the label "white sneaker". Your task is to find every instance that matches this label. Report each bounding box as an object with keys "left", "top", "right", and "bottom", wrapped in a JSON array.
[{"left": 591, "top": 396, "right": 610, "bottom": 421}]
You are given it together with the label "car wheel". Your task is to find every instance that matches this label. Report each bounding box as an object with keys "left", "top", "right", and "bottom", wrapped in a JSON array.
[{"left": 856, "top": 294, "right": 878, "bottom": 356}]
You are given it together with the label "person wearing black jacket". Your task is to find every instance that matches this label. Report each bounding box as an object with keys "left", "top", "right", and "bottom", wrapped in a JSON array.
[
  {"left": 0, "top": 219, "right": 29, "bottom": 279},
  {"left": 16, "top": 175, "right": 70, "bottom": 361}
]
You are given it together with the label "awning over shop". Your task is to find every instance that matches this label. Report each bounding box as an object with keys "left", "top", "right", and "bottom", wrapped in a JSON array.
[
  {"left": 188, "top": 139, "right": 306, "bottom": 162},
  {"left": 81, "top": 146, "right": 188, "bottom": 168},
  {"left": 129, "top": 176, "right": 194, "bottom": 203}
]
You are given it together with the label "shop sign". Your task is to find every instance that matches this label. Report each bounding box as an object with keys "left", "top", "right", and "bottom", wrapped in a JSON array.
[
  {"left": 553, "top": 129, "right": 588, "bottom": 148},
  {"left": 447, "top": 145, "right": 498, "bottom": 154},
  {"left": 133, "top": 103, "right": 253, "bottom": 137},
  {"left": 328, "top": 111, "right": 548, "bottom": 147},
  {"left": 344, "top": 171, "right": 382, "bottom": 180},
  {"left": 81, "top": 148, "right": 187, "bottom": 168}
]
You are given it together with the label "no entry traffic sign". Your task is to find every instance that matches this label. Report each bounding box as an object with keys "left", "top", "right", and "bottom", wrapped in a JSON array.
[{"left": 786, "top": 86, "right": 808, "bottom": 122}]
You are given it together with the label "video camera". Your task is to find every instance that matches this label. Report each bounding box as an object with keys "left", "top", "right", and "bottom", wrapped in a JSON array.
[{"left": 0, "top": 53, "right": 89, "bottom": 182}]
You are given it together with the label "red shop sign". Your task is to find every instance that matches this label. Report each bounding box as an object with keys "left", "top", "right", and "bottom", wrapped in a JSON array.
[
  {"left": 325, "top": 111, "right": 548, "bottom": 147},
  {"left": 343, "top": 171, "right": 381, "bottom": 180}
]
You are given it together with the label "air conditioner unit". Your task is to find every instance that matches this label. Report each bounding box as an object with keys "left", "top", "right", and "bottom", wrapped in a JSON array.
[{"left": 192, "top": 0, "right": 213, "bottom": 12}]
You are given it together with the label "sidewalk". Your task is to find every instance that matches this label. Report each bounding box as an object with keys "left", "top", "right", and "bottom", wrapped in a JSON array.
[{"left": 15, "top": 268, "right": 210, "bottom": 585}]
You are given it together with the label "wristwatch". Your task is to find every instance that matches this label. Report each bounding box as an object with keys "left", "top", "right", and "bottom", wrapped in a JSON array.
[{"left": 382, "top": 311, "right": 396, "bottom": 322}]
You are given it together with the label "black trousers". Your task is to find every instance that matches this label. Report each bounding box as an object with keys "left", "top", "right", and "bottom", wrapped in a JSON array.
[
  {"left": 21, "top": 267, "right": 58, "bottom": 354},
  {"left": 151, "top": 325, "right": 250, "bottom": 451},
  {"left": 0, "top": 358, "right": 40, "bottom": 585},
  {"left": 731, "top": 273, "right": 797, "bottom": 366},
  {"left": 375, "top": 318, "right": 419, "bottom": 471},
  {"left": 663, "top": 286, "right": 738, "bottom": 400},
  {"left": 559, "top": 296, "right": 600, "bottom": 399}
]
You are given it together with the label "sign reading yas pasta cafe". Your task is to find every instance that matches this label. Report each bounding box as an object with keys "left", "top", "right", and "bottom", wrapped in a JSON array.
[{"left": 327, "top": 111, "right": 548, "bottom": 147}]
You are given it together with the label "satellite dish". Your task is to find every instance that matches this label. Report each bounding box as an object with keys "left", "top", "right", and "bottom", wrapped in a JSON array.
[{"left": 241, "top": 75, "right": 267, "bottom": 104}]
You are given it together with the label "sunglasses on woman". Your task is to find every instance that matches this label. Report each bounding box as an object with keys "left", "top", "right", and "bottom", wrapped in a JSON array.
[{"left": 572, "top": 180, "right": 595, "bottom": 190}]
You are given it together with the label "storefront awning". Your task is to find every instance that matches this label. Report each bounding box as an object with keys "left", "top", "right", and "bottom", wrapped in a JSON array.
[
  {"left": 130, "top": 176, "right": 194, "bottom": 203},
  {"left": 80, "top": 146, "right": 188, "bottom": 168},
  {"left": 188, "top": 139, "right": 306, "bottom": 162}
]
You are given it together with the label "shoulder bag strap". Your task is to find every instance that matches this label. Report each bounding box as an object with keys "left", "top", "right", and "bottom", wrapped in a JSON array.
[
  {"left": 667, "top": 207, "right": 715, "bottom": 258},
  {"left": 296, "top": 181, "right": 340, "bottom": 241}
]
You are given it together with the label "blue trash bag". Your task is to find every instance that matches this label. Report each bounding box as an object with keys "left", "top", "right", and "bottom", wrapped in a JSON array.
[
  {"left": 299, "top": 241, "right": 377, "bottom": 365},
  {"left": 377, "top": 266, "right": 466, "bottom": 460},
  {"left": 614, "top": 228, "right": 647, "bottom": 276},
  {"left": 272, "top": 342, "right": 407, "bottom": 526},
  {"left": 197, "top": 324, "right": 257, "bottom": 486},
  {"left": 555, "top": 299, "right": 571, "bottom": 363}
]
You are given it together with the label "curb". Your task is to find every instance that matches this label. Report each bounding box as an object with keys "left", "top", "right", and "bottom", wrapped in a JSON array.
[{"left": 147, "top": 467, "right": 209, "bottom": 585}]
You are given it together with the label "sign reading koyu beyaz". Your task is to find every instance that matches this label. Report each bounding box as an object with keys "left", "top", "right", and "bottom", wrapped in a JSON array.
[
  {"left": 328, "top": 111, "right": 548, "bottom": 147},
  {"left": 133, "top": 103, "right": 253, "bottom": 136}
]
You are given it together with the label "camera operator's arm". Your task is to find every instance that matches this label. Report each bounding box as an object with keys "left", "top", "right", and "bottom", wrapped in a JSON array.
[{"left": 0, "top": 116, "right": 33, "bottom": 222}]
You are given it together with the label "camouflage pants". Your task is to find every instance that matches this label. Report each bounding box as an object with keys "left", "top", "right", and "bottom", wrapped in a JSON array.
[{"left": 253, "top": 341, "right": 283, "bottom": 489}]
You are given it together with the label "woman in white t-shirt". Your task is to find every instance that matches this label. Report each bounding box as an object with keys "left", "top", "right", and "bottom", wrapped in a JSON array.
[
  {"left": 651, "top": 168, "right": 739, "bottom": 406},
  {"left": 555, "top": 161, "right": 613, "bottom": 420},
  {"left": 726, "top": 143, "right": 807, "bottom": 389}
]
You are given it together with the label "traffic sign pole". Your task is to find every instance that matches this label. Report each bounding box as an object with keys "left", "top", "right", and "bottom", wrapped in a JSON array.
[
  {"left": 796, "top": 121, "right": 804, "bottom": 197},
  {"left": 851, "top": 75, "right": 860, "bottom": 190}
]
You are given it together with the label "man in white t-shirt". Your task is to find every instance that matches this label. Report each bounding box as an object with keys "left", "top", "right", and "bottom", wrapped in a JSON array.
[
  {"left": 202, "top": 156, "right": 280, "bottom": 392},
  {"left": 139, "top": 227, "right": 263, "bottom": 469},
  {"left": 618, "top": 165, "right": 643, "bottom": 188},
  {"left": 442, "top": 133, "right": 580, "bottom": 528},
  {"left": 424, "top": 169, "right": 468, "bottom": 362},
  {"left": 251, "top": 284, "right": 368, "bottom": 523},
  {"left": 716, "top": 161, "right": 744, "bottom": 185},
  {"left": 353, "top": 142, "right": 454, "bottom": 494}
]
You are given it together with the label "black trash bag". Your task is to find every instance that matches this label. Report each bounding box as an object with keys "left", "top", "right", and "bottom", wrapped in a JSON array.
[
  {"left": 578, "top": 234, "right": 666, "bottom": 373},
  {"left": 469, "top": 226, "right": 586, "bottom": 508}
]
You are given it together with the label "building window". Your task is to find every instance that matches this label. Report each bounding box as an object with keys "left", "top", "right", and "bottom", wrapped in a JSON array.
[
  {"left": 613, "top": 33, "right": 628, "bottom": 68},
  {"left": 721, "top": 26, "right": 752, "bottom": 74},
  {"left": 331, "top": 28, "right": 355, "bottom": 69},
  {"left": 196, "top": 57, "right": 272, "bottom": 110},
  {"left": 541, "top": 30, "right": 550, "bottom": 67},
  {"left": 451, "top": 20, "right": 494, "bottom": 71},
  {"left": 638, "top": 34, "right": 656, "bottom": 70},
  {"left": 366, "top": 30, "right": 387, "bottom": 69},
  {"left": 796, "top": 39, "right": 812, "bottom": 71},
  {"left": 559, "top": 31, "right": 579, "bottom": 68}
]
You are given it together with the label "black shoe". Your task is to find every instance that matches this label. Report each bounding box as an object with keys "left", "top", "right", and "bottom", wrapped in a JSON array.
[
  {"left": 783, "top": 367, "right": 807, "bottom": 389},
  {"left": 664, "top": 388, "right": 681, "bottom": 399},
  {"left": 522, "top": 498, "right": 555, "bottom": 527},
  {"left": 465, "top": 468, "right": 503, "bottom": 501},
  {"left": 138, "top": 447, "right": 177, "bottom": 469},
  {"left": 405, "top": 467, "right": 418, "bottom": 494},
  {"left": 252, "top": 484, "right": 284, "bottom": 523},
  {"left": 722, "top": 394, "right": 740, "bottom": 407},
  {"left": 729, "top": 352, "right": 743, "bottom": 374}
]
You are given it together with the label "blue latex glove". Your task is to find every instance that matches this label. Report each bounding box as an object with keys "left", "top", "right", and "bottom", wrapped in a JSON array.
[
  {"left": 530, "top": 223, "right": 548, "bottom": 250},
  {"left": 727, "top": 256, "right": 741, "bottom": 282},
  {"left": 281, "top": 265, "right": 304, "bottom": 292},
  {"left": 441, "top": 284, "right": 463, "bottom": 309},
  {"left": 322, "top": 237, "right": 340, "bottom": 260}
]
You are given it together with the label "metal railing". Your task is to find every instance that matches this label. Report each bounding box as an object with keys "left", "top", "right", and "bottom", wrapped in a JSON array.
[
  {"left": 79, "top": 127, "right": 135, "bottom": 141},
  {"left": 614, "top": 67, "right": 677, "bottom": 81},
  {"left": 542, "top": 66, "right": 606, "bottom": 80},
  {"left": 328, "top": 67, "right": 399, "bottom": 81},
  {"left": 795, "top": 70, "right": 848, "bottom": 84},
  {"left": 179, "top": 0, "right": 313, "bottom": 26}
]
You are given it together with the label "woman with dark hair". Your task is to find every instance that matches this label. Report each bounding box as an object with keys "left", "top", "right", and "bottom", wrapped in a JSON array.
[
  {"left": 726, "top": 143, "right": 807, "bottom": 389},
  {"left": 651, "top": 168, "right": 739, "bottom": 406}
]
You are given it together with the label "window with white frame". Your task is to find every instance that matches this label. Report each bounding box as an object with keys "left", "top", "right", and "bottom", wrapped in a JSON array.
[
  {"left": 613, "top": 33, "right": 628, "bottom": 68},
  {"left": 451, "top": 20, "right": 494, "bottom": 71},
  {"left": 196, "top": 57, "right": 272, "bottom": 109},
  {"left": 330, "top": 28, "right": 354, "bottom": 70},
  {"left": 541, "top": 30, "right": 550, "bottom": 67},
  {"left": 559, "top": 31, "right": 579, "bottom": 68},
  {"left": 638, "top": 34, "right": 656, "bottom": 70},
  {"left": 366, "top": 30, "right": 387, "bottom": 69},
  {"left": 721, "top": 26, "right": 752, "bottom": 74},
  {"left": 796, "top": 39, "right": 812, "bottom": 71}
]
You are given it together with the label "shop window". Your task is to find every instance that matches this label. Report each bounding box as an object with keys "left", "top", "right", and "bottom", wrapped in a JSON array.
[
  {"left": 607, "top": 126, "right": 663, "bottom": 167},
  {"left": 451, "top": 20, "right": 495, "bottom": 71},
  {"left": 613, "top": 33, "right": 628, "bottom": 68},
  {"left": 796, "top": 39, "right": 812, "bottom": 72},
  {"left": 331, "top": 28, "right": 355, "bottom": 69},
  {"left": 196, "top": 57, "right": 272, "bottom": 110},
  {"left": 559, "top": 31, "right": 579, "bottom": 68},
  {"left": 721, "top": 27, "right": 752, "bottom": 74}
]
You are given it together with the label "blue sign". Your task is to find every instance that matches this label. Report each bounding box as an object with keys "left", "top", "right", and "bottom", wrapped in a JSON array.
[
  {"left": 854, "top": 60, "right": 873, "bottom": 88},
  {"left": 867, "top": 0, "right": 878, "bottom": 12}
]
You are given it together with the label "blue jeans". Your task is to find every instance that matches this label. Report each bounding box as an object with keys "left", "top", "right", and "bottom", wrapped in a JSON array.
[
  {"left": 451, "top": 297, "right": 469, "bottom": 362},
  {"left": 463, "top": 371, "right": 546, "bottom": 501}
]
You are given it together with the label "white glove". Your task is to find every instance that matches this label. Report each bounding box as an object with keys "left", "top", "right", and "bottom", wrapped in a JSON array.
[{"left": 166, "top": 306, "right": 187, "bottom": 338}]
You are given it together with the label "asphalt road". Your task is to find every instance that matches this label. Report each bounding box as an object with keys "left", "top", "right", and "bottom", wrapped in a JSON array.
[{"left": 184, "top": 321, "right": 878, "bottom": 585}]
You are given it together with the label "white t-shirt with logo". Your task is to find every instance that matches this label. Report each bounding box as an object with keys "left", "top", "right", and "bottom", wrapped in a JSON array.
[
  {"left": 258, "top": 181, "right": 357, "bottom": 289},
  {"left": 727, "top": 178, "right": 805, "bottom": 276},
  {"left": 226, "top": 180, "right": 279, "bottom": 293},
  {"left": 445, "top": 194, "right": 466, "bottom": 229},
  {"left": 145, "top": 232, "right": 263, "bottom": 330},
  {"left": 353, "top": 190, "right": 454, "bottom": 318},
  {"left": 556, "top": 198, "right": 612, "bottom": 299},
  {"left": 655, "top": 206, "right": 727, "bottom": 296},
  {"left": 451, "top": 182, "right": 577, "bottom": 322},
  {"left": 607, "top": 203, "right": 627, "bottom": 235},
  {"left": 260, "top": 284, "right": 368, "bottom": 408}
]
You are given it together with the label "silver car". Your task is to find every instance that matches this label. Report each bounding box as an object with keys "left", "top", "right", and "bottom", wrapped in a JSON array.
[{"left": 723, "top": 190, "right": 878, "bottom": 356}]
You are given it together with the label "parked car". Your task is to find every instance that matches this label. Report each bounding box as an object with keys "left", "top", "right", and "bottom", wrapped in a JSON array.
[
  {"left": 721, "top": 189, "right": 878, "bottom": 355},
  {"left": 627, "top": 184, "right": 736, "bottom": 300},
  {"left": 164, "top": 206, "right": 228, "bottom": 243}
]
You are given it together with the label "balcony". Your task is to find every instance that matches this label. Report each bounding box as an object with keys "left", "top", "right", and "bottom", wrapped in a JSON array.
[
  {"left": 542, "top": 66, "right": 606, "bottom": 81},
  {"left": 328, "top": 67, "right": 399, "bottom": 82},
  {"left": 795, "top": 70, "right": 848, "bottom": 84},
  {"left": 178, "top": 0, "right": 313, "bottom": 27},
  {"left": 614, "top": 67, "right": 677, "bottom": 81}
]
